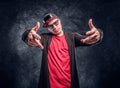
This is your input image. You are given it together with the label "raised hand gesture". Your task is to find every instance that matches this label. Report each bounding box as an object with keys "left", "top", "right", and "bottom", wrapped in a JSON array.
[
  {"left": 27, "top": 22, "right": 44, "bottom": 50},
  {"left": 81, "top": 19, "right": 101, "bottom": 44}
]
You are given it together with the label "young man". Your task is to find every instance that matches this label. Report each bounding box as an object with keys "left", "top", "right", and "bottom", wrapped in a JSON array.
[{"left": 22, "top": 13, "right": 103, "bottom": 88}]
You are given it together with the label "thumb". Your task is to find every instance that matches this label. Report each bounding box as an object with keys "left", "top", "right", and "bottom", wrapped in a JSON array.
[
  {"left": 88, "top": 19, "right": 95, "bottom": 30},
  {"left": 32, "top": 22, "right": 40, "bottom": 32}
]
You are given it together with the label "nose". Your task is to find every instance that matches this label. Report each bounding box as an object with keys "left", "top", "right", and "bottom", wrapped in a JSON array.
[{"left": 52, "top": 25, "right": 57, "bottom": 31}]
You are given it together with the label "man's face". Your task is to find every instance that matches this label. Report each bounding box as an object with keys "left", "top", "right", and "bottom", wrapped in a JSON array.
[{"left": 47, "top": 18, "right": 63, "bottom": 36}]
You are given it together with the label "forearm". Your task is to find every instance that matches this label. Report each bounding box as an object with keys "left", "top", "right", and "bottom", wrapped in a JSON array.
[{"left": 22, "top": 29, "right": 31, "bottom": 45}]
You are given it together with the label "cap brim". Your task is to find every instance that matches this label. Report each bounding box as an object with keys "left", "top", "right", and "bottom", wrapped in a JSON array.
[{"left": 43, "top": 17, "right": 57, "bottom": 28}]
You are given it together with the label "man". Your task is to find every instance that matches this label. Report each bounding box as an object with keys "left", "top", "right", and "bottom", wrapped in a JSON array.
[{"left": 22, "top": 13, "right": 103, "bottom": 88}]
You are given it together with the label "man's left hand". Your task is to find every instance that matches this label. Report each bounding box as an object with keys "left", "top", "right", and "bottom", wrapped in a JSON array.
[{"left": 81, "top": 19, "right": 100, "bottom": 44}]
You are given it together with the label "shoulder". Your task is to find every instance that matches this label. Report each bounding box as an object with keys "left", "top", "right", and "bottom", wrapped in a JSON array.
[
  {"left": 64, "top": 31, "right": 78, "bottom": 37},
  {"left": 41, "top": 32, "right": 52, "bottom": 35},
  {"left": 40, "top": 33, "right": 53, "bottom": 42},
  {"left": 40, "top": 32, "right": 53, "bottom": 37}
]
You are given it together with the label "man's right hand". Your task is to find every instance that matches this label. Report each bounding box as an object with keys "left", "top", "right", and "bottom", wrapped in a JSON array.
[{"left": 27, "top": 22, "right": 44, "bottom": 50}]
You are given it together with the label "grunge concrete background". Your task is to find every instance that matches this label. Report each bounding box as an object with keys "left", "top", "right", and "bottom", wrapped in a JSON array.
[{"left": 0, "top": 0, "right": 120, "bottom": 88}]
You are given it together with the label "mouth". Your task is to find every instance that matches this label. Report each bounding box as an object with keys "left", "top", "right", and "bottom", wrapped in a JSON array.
[
  {"left": 53, "top": 28, "right": 60, "bottom": 33},
  {"left": 54, "top": 30, "right": 59, "bottom": 32}
]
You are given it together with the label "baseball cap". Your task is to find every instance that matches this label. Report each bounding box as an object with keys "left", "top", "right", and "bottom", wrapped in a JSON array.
[{"left": 43, "top": 13, "right": 58, "bottom": 28}]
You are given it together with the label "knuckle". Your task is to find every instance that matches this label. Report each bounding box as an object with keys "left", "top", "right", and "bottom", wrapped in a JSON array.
[{"left": 89, "top": 36, "right": 92, "bottom": 39}]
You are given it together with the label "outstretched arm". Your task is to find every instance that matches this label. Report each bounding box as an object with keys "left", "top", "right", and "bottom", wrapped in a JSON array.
[
  {"left": 81, "top": 19, "right": 103, "bottom": 44},
  {"left": 22, "top": 22, "right": 44, "bottom": 50}
]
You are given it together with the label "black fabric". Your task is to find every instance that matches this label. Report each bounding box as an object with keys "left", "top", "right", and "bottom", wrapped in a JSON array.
[
  {"left": 22, "top": 30, "right": 103, "bottom": 88},
  {"left": 43, "top": 13, "right": 57, "bottom": 23},
  {"left": 37, "top": 32, "right": 88, "bottom": 88},
  {"left": 21, "top": 29, "right": 31, "bottom": 44}
]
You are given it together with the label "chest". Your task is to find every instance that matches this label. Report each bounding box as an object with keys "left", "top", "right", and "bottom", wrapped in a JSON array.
[{"left": 49, "top": 35, "right": 69, "bottom": 51}]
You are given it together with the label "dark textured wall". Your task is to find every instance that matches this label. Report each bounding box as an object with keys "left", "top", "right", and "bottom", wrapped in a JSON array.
[{"left": 0, "top": 0, "right": 120, "bottom": 88}]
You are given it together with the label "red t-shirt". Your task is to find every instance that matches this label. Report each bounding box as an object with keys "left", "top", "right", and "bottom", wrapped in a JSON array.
[{"left": 48, "top": 35, "right": 71, "bottom": 88}]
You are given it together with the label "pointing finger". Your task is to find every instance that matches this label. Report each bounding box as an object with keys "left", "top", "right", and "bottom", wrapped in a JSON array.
[
  {"left": 33, "top": 34, "right": 41, "bottom": 40},
  {"left": 86, "top": 29, "right": 95, "bottom": 35},
  {"left": 88, "top": 19, "right": 95, "bottom": 30},
  {"left": 32, "top": 22, "right": 40, "bottom": 32},
  {"left": 34, "top": 39, "right": 44, "bottom": 50}
]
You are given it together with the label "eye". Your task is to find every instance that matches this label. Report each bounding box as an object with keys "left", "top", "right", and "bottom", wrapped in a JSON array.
[
  {"left": 54, "top": 21, "right": 57, "bottom": 24},
  {"left": 48, "top": 25, "right": 53, "bottom": 29},
  {"left": 54, "top": 20, "right": 59, "bottom": 25},
  {"left": 47, "top": 20, "right": 59, "bottom": 29}
]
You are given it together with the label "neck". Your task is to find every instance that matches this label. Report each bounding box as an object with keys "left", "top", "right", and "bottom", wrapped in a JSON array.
[{"left": 57, "top": 30, "right": 64, "bottom": 36}]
